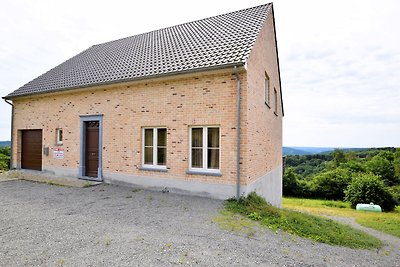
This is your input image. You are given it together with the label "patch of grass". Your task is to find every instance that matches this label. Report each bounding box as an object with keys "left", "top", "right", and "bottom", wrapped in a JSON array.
[
  {"left": 104, "top": 235, "right": 111, "bottom": 246},
  {"left": 225, "top": 193, "right": 382, "bottom": 249},
  {"left": 82, "top": 182, "right": 92, "bottom": 188},
  {"left": 55, "top": 258, "right": 65, "bottom": 266},
  {"left": 44, "top": 180, "right": 65, "bottom": 187},
  {"left": 132, "top": 188, "right": 141, "bottom": 193},
  {"left": 213, "top": 210, "right": 257, "bottom": 238},
  {"left": 178, "top": 252, "right": 188, "bottom": 264},
  {"left": 283, "top": 197, "right": 400, "bottom": 238}
]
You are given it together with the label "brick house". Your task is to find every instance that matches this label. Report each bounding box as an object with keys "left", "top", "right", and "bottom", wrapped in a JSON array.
[{"left": 3, "top": 3, "right": 283, "bottom": 206}]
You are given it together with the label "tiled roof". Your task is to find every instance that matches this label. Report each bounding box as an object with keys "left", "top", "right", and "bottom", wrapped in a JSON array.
[{"left": 5, "top": 4, "right": 271, "bottom": 98}]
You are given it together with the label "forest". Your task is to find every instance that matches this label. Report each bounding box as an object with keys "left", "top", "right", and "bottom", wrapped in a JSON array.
[{"left": 283, "top": 147, "right": 400, "bottom": 211}]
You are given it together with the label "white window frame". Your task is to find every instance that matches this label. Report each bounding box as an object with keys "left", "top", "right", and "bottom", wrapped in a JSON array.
[
  {"left": 189, "top": 126, "right": 221, "bottom": 174},
  {"left": 142, "top": 127, "right": 167, "bottom": 170},
  {"left": 56, "top": 128, "right": 63, "bottom": 145}
]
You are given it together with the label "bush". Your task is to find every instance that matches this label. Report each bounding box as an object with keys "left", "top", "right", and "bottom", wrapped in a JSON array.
[
  {"left": 0, "top": 149, "right": 10, "bottom": 170},
  {"left": 283, "top": 167, "right": 312, "bottom": 197},
  {"left": 344, "top": 173, "right": 397, "bottom": 212},
  {"left": 366, "top": 154, "right": 398, "bottom": 186},
  {"left": 310, "top": 168, "right": 352, "bottom": 200}
]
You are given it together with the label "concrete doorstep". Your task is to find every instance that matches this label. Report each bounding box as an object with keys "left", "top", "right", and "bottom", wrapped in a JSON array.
[{"left": 0, "top": 170, "right": 101, "bottom": 188}]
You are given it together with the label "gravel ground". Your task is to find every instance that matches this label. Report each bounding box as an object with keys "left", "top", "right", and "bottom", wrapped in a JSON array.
[{"left": 0, "top": 180, "right": 399, "bottom": 267}]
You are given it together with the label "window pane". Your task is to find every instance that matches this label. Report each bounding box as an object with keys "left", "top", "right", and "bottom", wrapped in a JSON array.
[
  {"left": 191, "top": 148, "right": 203, "bottom": 168},
  {"left": 157, "top": 148, "right": 166, "bottom": 165},
  {"left": 207, "top": 128, "right": 219, "bottom": 148},
  {"left": 208, "top": 149, "right": 220, "bottom": 169},
  {"left": 191, "top": 128, "right": 203, "bottom": 147},
  {"left": 144, "top": 147, "right": 153, "bottom": 164},
  {"left": 144, "top": 129, "right": 153, "bottom": 146},
  {"left": 58, "top": 129, "right": 63, "bottom": 142},
  {"left": 157, "top": 128, "right": 166, "bottom": 146}
]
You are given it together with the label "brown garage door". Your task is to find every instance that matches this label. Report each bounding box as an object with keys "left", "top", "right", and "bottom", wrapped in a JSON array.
[{"left": 21, "top": 130, "right": 42, "bottom": 171}]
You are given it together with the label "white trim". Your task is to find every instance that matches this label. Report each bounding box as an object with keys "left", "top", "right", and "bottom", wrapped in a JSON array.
[
  {"left": 141, "top": 127, "right": 167, "bottom": 169},
  {"left": 189, "top": 126, "right": 221, "bottom": 172}
]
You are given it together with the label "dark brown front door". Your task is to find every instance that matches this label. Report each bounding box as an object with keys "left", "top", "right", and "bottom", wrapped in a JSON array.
[
  {"left": 21, "top": 130, "right": 42, "bottom": 171},
  {"left": 85, "top": 121, "right": 99, "bottom": 177}
]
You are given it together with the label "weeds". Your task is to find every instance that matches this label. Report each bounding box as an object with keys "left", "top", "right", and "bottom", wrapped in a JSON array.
[
  {"left": 104, "top": 235, "right": 111, "bottom": 246},
  {"left": 225, "top": 192, "right": 382, "bottom": 249},
  {"left": 55, "top": 258, "right": 65, "bottom": 266}
]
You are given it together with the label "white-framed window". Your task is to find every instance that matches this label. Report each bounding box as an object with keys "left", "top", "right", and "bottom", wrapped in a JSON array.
[
  {"left": 189, "top": 126, "right": 220, "bottom": 172},
  {"left": 264, "top": 72, "right": 270, "bottom": 107},
  {"left": 142, "top": 127, "right": 167, "bottom": 168},
  {"left": 274, "top": 88, "right": 278, "bottom": 115},
  {"left": 56, "top": 128, "right": 63, "bottom": 145}
]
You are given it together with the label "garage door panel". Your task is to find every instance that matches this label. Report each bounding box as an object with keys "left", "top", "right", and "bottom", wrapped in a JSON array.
[{"left": 21, "top": 130, "right": 42, "bottom": 171}]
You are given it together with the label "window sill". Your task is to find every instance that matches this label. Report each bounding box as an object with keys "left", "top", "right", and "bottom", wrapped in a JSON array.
[
  {"left": 186, "top": 170, "right": 222, "bottom": 176},
  {"left": 265, "top": 102, "right": 271, "bottom": 109},
  {"left": 139, "top": 166, "right": 167, "bottom": 172},
  {"left": 54, "top": 143, "right": 63, "bottom": 146}
]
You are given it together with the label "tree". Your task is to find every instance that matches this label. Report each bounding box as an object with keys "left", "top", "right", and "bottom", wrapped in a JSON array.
[
  {"left": 394, "top": 148, "right": 400, "bottom": 179},
  {"left": 344, "top": 173, "right": 397, "bottom": 212},
  {"left": 332, "top": 149, "right": 346, "bottom": 167},
  {"left": 366, "top": 153, "right": 398, "bottom": 186},
  {"left": 310, "top": 168, "right": 352, "bottom": 200}
]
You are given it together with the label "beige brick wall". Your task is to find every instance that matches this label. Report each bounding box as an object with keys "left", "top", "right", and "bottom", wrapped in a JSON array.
[
  {"left": 11, "top": 69, "right": 248, "bottom": 186},
  {"left": 245, "top": 6, "right": 283, "bottom": 183}
]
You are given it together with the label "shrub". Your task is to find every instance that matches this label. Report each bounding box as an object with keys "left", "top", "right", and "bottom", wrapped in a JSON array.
[
  {"left": 0, "top": 153, "right": 10, "bottom": 170},
  {"left": 283, "top": 167, "right": 312, "bottom": 197},
  {"left": 366, "top": 154, "right": 398, "bottom": 186},
  {"left": 310, "top": 168, "right": 352, "bottom": 200},
  {"left": 344, "top": 173, "right": 397, "bottom": 212}
]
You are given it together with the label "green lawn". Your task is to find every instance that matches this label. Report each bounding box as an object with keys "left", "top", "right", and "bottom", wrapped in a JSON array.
[
  {"left": 283, "top": 197, "right": 400, "bottom": 238},
  {"left": 218, "top": 193, "right": 382, "bottom": 249}
]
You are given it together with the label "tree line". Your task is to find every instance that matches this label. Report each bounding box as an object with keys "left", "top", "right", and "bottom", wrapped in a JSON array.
[{"left": 283, "top": 147, "right": 400, "bottom": 211}]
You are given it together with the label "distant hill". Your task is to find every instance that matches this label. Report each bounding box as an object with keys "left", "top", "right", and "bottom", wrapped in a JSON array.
[
  {"left": 283, "top": 146, "right": 370, "bottom": 156},
  {"left": 0, "top": 141, "right": 11, "bottom": 147},
  {"left": 283, "top": 147, "right": 335, "bottom": 155}
]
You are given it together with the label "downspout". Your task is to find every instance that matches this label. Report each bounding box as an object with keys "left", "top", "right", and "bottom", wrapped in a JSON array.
[
  {"left": 234, "top": 66, "right": 241, "bottom": 200},
  {"left": 3, "top": 98, "right": 14, "bottom": 169}
]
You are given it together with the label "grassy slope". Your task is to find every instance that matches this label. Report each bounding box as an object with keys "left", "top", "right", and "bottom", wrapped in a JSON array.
[
  {"left": 219, "top": 193, "right": 382, "bottom": 249},
  {"left": 283, "top": 197, "right": 400, "bottom": 238}
]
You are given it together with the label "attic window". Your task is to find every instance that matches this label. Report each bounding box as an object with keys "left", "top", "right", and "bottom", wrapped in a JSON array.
[
  {"left": 264, "top": 72, "right": 270, "bottom": 108},
  {"left": 274, "top": 88, "right": 278, "bottom": 116}
]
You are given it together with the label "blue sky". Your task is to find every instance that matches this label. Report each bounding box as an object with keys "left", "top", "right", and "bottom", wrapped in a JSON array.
[{"left": 0, "top": 0, "right": 399, "bottom": 147}]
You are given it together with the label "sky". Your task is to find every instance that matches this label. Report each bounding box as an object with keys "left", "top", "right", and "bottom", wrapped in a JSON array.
[{"left": 0, "top": 0, "right": 399, "bottom": 148}]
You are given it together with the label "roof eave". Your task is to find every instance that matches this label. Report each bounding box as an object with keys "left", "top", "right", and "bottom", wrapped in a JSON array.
[{"left": 3, "top": 62, "right": 246, "bottom": 100}]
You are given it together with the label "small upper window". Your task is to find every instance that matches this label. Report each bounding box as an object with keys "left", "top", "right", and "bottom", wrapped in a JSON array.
[
  {"left": 274, "top": 88, "right": 278, "bottom": 115},
  {"left": 56, "top": 128, "right": 63, "bottom": 145},
  {"left": 265, "top": 72, "right": 270, "bottom": 107}
]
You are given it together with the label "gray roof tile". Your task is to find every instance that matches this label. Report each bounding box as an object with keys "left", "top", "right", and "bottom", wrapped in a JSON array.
[{"left": 5, "top": 4, "right": 271, "bottom": 98}]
